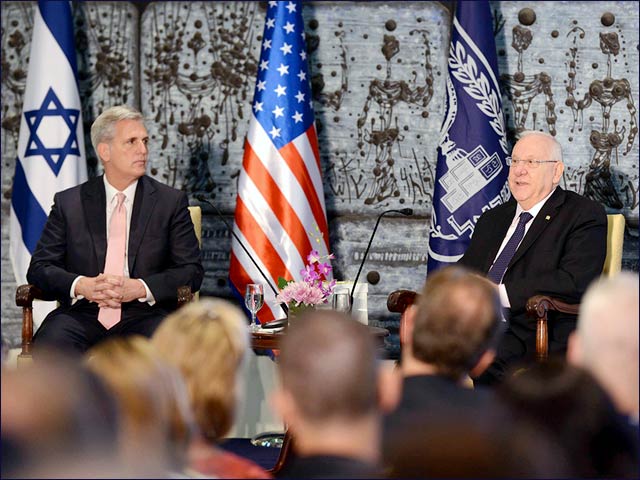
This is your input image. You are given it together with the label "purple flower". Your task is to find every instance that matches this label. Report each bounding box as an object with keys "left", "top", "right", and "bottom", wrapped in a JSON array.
[
  {"left": 307, "top": 250, "right": 320, "bottom": 264},
  {"left": 317, "top": 262, "right": 332, "bottom": 276},
  {"left": 301, "top": 264, "right": 319, "bottom": 282}
]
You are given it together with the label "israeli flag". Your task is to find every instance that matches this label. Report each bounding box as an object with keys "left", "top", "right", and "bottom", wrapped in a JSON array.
[
  {"left": 427, "top": 0, "right": 510, "bottom": 272},
  {"left": 10, "top": 0, "right": 87, "bottom": 286}
]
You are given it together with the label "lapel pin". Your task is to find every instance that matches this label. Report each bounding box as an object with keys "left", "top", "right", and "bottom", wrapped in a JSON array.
[{"left": 545, "top": 215, "right": 551, "bottom": 220}]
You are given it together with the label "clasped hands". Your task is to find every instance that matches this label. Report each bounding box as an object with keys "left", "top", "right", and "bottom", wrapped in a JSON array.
[{"left": 76, "top": 274, "right": 146, "bottom": 308}]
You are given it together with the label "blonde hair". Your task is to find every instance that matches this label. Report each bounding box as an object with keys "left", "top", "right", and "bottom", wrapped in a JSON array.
[
  {"left": 86, "top": 336, "right": 194, "bottom": 472},
  {"left": 152, "top": 298, "right": 249, "bottom": 440}
]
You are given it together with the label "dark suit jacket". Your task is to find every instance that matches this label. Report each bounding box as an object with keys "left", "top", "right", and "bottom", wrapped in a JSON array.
[
  {"left": 383, "top": 375, "right": 509, "bottom": 469},
  {"left": 27, "top": 175, "right": 204, "bottom": 313},
  {"left": 459, "top": 187, "right": 607, "bottom": 352},
  {"left": 384, "top": 374, "right": 502, "bottom": 442}
]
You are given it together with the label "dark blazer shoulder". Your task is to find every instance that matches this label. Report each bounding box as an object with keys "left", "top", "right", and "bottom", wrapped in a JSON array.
[
  {"left": 562, "top": 188, "right": 606, "bottom": 214},
  {"left": 140, "top": 175, "right": 186, "bottom": 196}
]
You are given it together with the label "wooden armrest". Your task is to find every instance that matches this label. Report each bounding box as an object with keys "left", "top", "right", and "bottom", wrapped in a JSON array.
[
  {"left": 525, "top": 295, "right": 580, "bottom": 317},
  {"left": 387, "top": 289, "right": 418, "bottom": 314},
  {"left": 16, "top": 284, "right": 44, "bottom": 361},
  {"left": 16, "top": 284, "right": 43, "bottom": 308},
  {"left": 526, "top": 295, "right": 580, "bottom": 362},
  {"left": 177, "top": 286, "right": 193, "bottom": 307},
  {"left": 267, "top": 430, "right": 294, "bottom": 475}
]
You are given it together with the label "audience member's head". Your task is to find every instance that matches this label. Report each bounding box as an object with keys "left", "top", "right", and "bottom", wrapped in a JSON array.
[
  {"left": 152, "top": 298, "right": 249, "bottom": 441},
  {"left": 403, "top": 265, "right": 502, "bottom": 379},
  {"left": 86, "top": 335, "right": 195, "bottom": 475},
  {"left": 1, "top": 349, "right": 120, "bottom": 477},
  {"left": 498, "top": 358, "right": 639, "bottom": 478},
  {"left": 568, "top": 272, "right": 639, "bottom": 419},
  {"left": 273, "top": 310, "right": 381, "bottom": 464}
]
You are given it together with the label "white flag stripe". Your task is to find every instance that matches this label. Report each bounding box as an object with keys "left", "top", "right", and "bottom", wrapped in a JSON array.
[
  {"left": 9, "top": 215, "right": 32, "bottom": 286},
  {"left": 232, "top": 227, "right": 285, "bottom": 319},
  {"left": 291, "top": 131, "right": 326, "bottom": 214},
  {"left": 236, "top": 173, "right": 306, "bottom": 275},
  {"left": 246, "top": 117, "right": 329, "bottom": 255}
]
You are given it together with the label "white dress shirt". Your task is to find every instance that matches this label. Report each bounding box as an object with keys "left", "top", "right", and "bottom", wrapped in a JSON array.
[
  {"left": 494, "top": 188, "right": 557, "bottom": 308},
  {"left": 70, "top": 177, "right": 155, "bottom": 304}
]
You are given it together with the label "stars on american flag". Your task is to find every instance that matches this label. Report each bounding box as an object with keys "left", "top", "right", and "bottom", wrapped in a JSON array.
[
  {"left": 276, "top": 63, "right": 289, "bottom": 76},
  {"left": 279, "top": 42, "right": 292, "bottom": 55},
  {"left": 251, "top": 0, "right": 314, "bottom": 148}
]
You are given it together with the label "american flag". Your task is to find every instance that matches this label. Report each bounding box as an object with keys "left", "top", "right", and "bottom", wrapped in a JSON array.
[{"left": 230, "top": 0, "right": 331, "bottom": 323}]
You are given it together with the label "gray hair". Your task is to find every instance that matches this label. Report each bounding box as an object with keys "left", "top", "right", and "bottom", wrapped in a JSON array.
[
  {"left": 90, "top": 105, "right": 144, "bottom": 154},
  {"left": 576, "top": 272, "right": 639, "bottom": 416},
  {"left": 518, "top": 130, "right": 563, "bottom": 162}
]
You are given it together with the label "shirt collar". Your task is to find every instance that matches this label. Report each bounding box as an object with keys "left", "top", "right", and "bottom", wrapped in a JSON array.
[
  {"left": 515, "top": 187, "right": 557, "bottom": 220},
  {"left": 103, "top": 176, "right": 138, "bottom": 206}
]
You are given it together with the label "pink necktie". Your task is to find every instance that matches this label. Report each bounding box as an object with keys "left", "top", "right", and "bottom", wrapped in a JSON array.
[{"left": 98, "top": 192, "right": 126, "bottom": 329}]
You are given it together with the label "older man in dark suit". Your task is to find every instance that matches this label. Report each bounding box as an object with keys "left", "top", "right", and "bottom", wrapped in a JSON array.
[
  {"left": 27, "top": 105, "right": 203, "bottom": 354},
  {"left": 460, "top": 130, "right": 607, "bottom": 385}
]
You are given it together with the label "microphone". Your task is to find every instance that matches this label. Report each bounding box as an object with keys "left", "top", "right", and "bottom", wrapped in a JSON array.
[
  {"left": 349, "top": 208, "right": 413, "bottom": 312},
  {"left": 195, "top": 195, "right": 287, "bottom": 316}
]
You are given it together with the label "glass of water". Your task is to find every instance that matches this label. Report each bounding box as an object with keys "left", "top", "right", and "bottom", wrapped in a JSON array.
[
  {"left": 332, "top": 287, "right": 351, "bottom": 313},
  {"left": 245, "top": 284, "right": 264, "bottom": 332}
]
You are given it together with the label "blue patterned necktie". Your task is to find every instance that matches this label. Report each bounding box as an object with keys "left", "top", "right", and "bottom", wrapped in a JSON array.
[{"left": 487, "top": 212, "right": 533, "bottom": 284}]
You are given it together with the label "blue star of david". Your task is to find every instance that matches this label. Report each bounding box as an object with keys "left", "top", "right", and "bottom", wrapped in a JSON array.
[{"left": 23, "top": 88, "right": 81, "bottom": 176}]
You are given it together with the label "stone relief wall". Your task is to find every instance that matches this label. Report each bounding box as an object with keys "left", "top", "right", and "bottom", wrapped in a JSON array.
[{"left": 2, "top": 1, "right": 638, "bottom": 356}]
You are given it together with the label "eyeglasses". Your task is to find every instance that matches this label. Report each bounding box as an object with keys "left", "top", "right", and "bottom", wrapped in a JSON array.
[{"left": 506, "top": 157, "right": 559, "bottom": 169}]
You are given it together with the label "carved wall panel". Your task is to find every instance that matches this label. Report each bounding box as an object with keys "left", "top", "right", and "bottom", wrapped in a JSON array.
[{"left": 1, "top": 1, "right": 637, "bottom": 357}]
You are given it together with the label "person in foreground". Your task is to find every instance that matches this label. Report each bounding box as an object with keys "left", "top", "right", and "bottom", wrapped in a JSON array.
[
  {"left": 86, "top": 335, "right": 195, "bottom": 477},
  {"left": 459, "top": 130, "right": 607, "bottom": 384},
  {"left": 498, "top": 359, "right": 639, "bottom": 478},
  {"left": 568, "top": 272, "right": 640, "bottom": 423},
  {"left": 27, "top": 105, "right": 203, "bottom": 355},
  {"left": 272, "top": 310, "right": 382, "bottom": 478},
  {"left": 384, "top": 266, "right": 507, "bottom": 459},
  {"left": 153, "top": 298, "right": 271, "bottom": 479}
]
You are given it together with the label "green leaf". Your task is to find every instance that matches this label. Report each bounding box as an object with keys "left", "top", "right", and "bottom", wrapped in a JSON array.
[{"left": 277, "top": 277, "right": 289, "bottom": 289}]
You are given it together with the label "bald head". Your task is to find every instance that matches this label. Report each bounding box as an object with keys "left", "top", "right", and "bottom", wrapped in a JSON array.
[{"left": 569, "top": 272, "right": 639, "bottom": 417}]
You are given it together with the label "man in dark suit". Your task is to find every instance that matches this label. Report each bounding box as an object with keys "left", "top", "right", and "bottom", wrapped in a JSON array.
[
  {"left": 384, "top": 266, "right": 508, "bottom": 470},
  {"left": 27, "top": 105, "right": 203, "bottom": 354},
  {"left": 459, "top": 130, "right": 607, "bottom": 385},
  {"left": 273, "top": 311, "right": 382, "bottom": 479}
]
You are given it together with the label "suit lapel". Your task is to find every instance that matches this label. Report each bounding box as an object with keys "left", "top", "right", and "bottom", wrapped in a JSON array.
[
  {"left": 82, "top": 176, "right": 107, "bottom": 270},
  {"left": 128, "top": 176, "right": 157, "bottom": 273},
  {"left": 508, "top": 187, "right": 565, "bottom": 269}
]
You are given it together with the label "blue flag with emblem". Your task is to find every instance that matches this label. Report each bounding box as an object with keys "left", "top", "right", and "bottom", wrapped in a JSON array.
[
  {"left": 10, "top": 0, "right": 87, "bottom": 285},
  {"left": 427, "top": 0, "right": 510, "bottom": 272}
]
